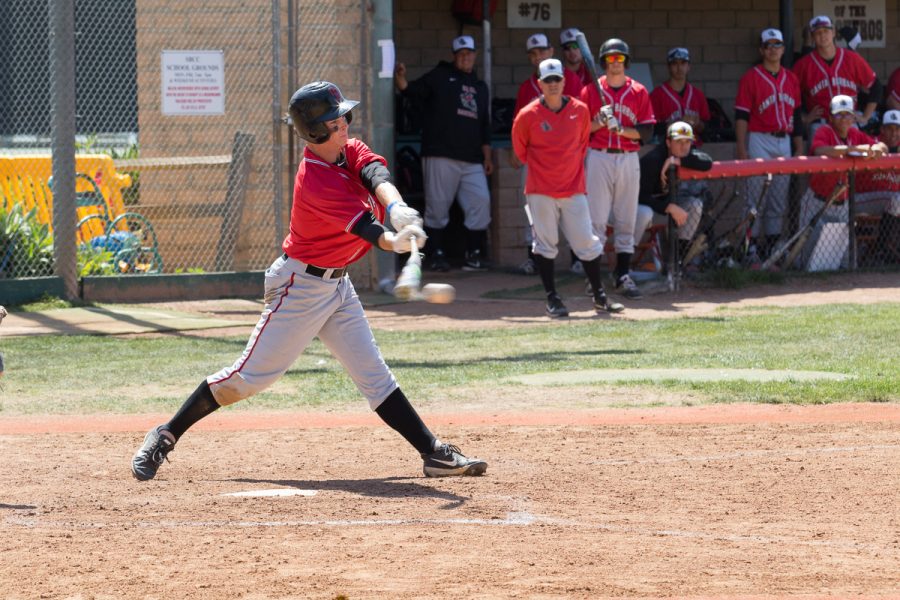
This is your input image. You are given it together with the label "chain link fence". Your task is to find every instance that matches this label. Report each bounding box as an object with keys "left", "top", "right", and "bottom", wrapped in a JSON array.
[
  {"left": 670, "top": 163, "right": 900, "bottom": 277},
  {"left": 0, "top": 0, "right": 369, "bottom": 293}
]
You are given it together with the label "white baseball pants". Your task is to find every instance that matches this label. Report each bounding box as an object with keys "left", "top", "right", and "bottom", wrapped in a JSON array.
[{"left": 207, "top": 255, "right": 398, "bottom": 409}]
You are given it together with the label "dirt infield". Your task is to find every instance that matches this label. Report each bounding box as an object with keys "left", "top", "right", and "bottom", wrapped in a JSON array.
[
  {"left": 2, "top": 403, "right": 899, "bottom": 598},
  {"left": 2, "top": 271, "right": 899, "bottom": 597}
]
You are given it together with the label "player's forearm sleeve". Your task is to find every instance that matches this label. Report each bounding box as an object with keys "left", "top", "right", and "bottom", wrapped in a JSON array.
[
  {"left": 359, "top": 161, "right": 392, "bottom": 194},
  {"left": 350, "top": 211, "right": 390, "bottom": 245}
]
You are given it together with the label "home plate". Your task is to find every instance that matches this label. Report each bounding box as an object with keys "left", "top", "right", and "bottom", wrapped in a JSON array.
[
  {"left": 222, "top": 489, "right": 317, "bottom": 498},
  {"left": 509, "top": 368, "right": 852, "bottom": 385}
]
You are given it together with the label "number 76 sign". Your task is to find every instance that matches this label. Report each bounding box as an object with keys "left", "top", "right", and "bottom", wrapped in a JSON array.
[{"left": 507, "top": 0, "right": 561, "bottom": 28}]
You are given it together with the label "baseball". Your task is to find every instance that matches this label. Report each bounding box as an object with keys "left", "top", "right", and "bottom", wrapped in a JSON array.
[{"left": 421, "top": 283, "right": 455, "bottom": 304}]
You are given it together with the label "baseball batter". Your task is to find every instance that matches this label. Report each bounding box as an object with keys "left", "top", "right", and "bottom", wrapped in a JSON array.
[
  {"left": 734, "top": 28, "right": 803, "bottom": 258},
  {"left": 511, "top": 59, "right": 624, "bottom": 317},
  {"left": 580, "top": 38, "right": 655, "bottom": 300},
  {"left": 793, "top": 15, "right": 881, "bottom": 131},
  {"left": 132, "top": 81, "right": 487, "bottom": 481}
]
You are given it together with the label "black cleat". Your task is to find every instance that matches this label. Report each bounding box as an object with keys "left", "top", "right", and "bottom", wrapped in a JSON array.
[
  {"left": 422, "top": 443, "right": 487, "bottom": 477},
  {"left": 426, "top": 249, "right": 450, "bottom": 272},
  {"left": 615, "top": 274, "right": 643, "bottom": 299},
  {"left": 131, "top": 426, "right": 176, "bottom": 481},
  {"left": 545, "top": 293, "right": 569, "bottom": 318},
  {"left": 594, "top": 290, "right": 625, "bottom": 313},
  {"left": 462, "top": 249, "right": 488, "bottom": 271}
]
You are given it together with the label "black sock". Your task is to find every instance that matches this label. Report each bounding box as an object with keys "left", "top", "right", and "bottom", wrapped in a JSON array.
[
  {"left": 532, "top": 253, "right": 556, "bottom": 295},
  {"left": 615, "top": 252, "right": 632, "bottom": 280},
  {"left": 569, "top": 249, "right": 579, "bottom": 266},
  {"left": 677, "top": 239, "right": 691, "bottom": 260},
  {"left": 375, "top": 387, "right": 437, "bottom": 455},
  {"left": 581, "top": 256, "right": 604, "bottom": 295},
  {"left": 165, "top": 380, "right": 221, "bottom": 440}
]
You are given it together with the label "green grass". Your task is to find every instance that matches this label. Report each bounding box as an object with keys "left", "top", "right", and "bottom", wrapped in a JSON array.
[{"left": 0, "top": 302, "right": 897, "bottom": 415}]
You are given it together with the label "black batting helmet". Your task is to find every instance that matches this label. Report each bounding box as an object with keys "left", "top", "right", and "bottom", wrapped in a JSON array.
[
  {"left": 598, "top": 38, "right": 631, "bottom": 67},
  {"left": 289, "top": 81, "right": 359, "bottom": 144}
]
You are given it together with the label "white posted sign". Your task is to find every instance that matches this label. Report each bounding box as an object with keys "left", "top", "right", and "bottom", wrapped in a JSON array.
[
  {"left": 507, "top": 0, "right": 561, "bottom": 29},
  {"left": 161, "top": 50, "right": 225, "bottom": 115},
  {"left": 812, "top": 0, "right": 886, "bottom": 48}
]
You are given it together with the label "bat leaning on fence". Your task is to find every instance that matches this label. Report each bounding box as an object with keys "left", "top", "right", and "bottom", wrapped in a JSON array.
[
  {"left": 681, "top": 182, "right": 742, "bottom": 266},
  {"left": 760, "top": 181, "right": 849, "bottom": 271}
]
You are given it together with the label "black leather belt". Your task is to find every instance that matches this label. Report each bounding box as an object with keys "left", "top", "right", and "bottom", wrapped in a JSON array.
[
  {"left": 281, "top": 253, "right": 347, "bottom": 279},
  {"left": 603, "top": 148, "right": 625, "bottom": 154},
  {"left": 766, "top": 131, "right": 788, "bottom": 138}
]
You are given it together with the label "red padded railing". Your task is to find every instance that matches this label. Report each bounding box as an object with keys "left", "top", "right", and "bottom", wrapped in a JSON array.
[{"left": 679, "top": 154, "right": 900, "bottom": 180}]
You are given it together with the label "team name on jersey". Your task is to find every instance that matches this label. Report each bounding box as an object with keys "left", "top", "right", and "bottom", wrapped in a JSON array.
[
  {"left": 757, "top": 92, "right": 798, "bottom": 114},
  {"left": 810, "top": 76, "right": 859, "bottom": 97},
  {"left": 613, "top": 103, "right": 637, "bottom": 125}
]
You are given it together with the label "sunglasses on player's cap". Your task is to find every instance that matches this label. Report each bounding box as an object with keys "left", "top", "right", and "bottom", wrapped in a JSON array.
[{"left": 667, "top": 121, "right": 694, "bottom": 141}]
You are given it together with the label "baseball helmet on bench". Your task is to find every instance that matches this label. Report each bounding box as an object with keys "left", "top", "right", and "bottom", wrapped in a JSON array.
[{"left": 289, "top": 81, "right": 359, "bottom": 144}]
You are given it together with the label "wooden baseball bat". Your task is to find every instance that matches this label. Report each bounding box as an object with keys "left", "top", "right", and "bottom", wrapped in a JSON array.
[
  {"left": 761, "top": 182, "right": 848, "bottom": 271},
  {"left": 575, "top": 32, "right": 604, "bottom": 108},
  {"left": 393, "top": 235, "right": 422, "bottom": 301}
]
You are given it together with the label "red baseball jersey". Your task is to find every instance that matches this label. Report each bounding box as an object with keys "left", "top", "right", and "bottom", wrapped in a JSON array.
[
  {"left": 734, "top": 65, "right": 801, "bottom": 134},
  {"left": 283, "top": 138, "right": 386, "bottom": 267},
  {"left": 513, "top": 70, "right": 584, "bottom": 116},
  {"left": 567, "top": 62, "right": 593, "bottom": 88},
  {"left": 888, "top": 67, "right": 900, "bottom": 107},
  {"left": 579, "top": 76, "right": 655, "bottom": 152},
  {"left": 649, "top": 82, "right": 710, "bottom": 127},
  {"left": 809, "top": 125, "right": 876, "bottom": 201},
  {"left": 511, "top": 96, "right": 591, "bottom": 198},
  {"left": 792, "top": 47, "right": 877, "bottom": 114}
]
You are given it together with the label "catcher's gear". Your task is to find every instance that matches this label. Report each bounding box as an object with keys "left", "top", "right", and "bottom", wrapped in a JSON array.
[
  {"left": 288, "top": 81, "right": 359, "bottom": 144},
  {"left": 598, "top": 38, "right": 631, "bottom": 67}
]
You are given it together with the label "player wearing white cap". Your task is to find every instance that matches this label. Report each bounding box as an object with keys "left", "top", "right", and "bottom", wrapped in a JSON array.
[
  {"left": 734, "top": 28, "right": 803, "bottom": 260},
  {"left": 512, "top": 59, "right": 624, "bottom": 317},
  {"left": 793, "top": 15, "right": 881, "bottom": 132},
  {"left": 797, "top": 94, "right": 888, "bottom": 267}
]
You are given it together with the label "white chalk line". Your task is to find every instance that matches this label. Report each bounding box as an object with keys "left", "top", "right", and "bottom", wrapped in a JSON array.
[
  {"left": 4, "top": 511, "right": 895, "bottom": 554},
  {"left": 591, "top": 443, "right": 900, "bottom": 466}
]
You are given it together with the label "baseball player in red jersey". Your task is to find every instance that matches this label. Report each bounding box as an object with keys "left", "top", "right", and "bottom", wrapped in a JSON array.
[
  {"left": 734, "top": 28, "right": 804, "bottom": 258},
  {"left": 854, "top": 110, "right": 900, "bottom": 226},
  {"left": 887, "top": 67, "right": 900, "bottom": 111},
  {"left": 512, "top": 59, "right": 624, "bottom": 317},
  {"left": 799, "top": 94, "right": 888, "bottom": 267},
  {"left": 559, "top": 28, "right": 593, "bottom": 87},
  {"left": 793, "top": 15, "right": 881, "bottom": 131},
  {"left": 650, "top": 47, "right": 710, "bottom": 146},
  {"left": 513, "top": 33, "right": 584, "bottom": 119},
  {"left": 580, "top": 38, "right": 655, "bottom": 301},
  {"left": 132, "top": 81, "right": 487, "bottom": 481}
]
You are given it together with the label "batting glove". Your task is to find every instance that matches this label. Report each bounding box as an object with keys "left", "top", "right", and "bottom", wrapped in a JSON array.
[
  {"left": 391, "top": 224, "right": 427, "bottom": 254},
  {"left": 387, "top": 201, "right": 422, "bottom": 231}
]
